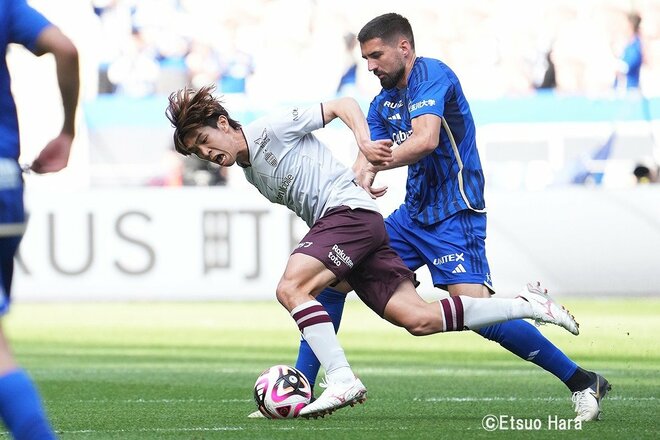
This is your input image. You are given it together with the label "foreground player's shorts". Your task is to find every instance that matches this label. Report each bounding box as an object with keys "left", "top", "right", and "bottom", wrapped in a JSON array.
[{"left": 292, "top": 205, "right": 414, "bottom": 316}]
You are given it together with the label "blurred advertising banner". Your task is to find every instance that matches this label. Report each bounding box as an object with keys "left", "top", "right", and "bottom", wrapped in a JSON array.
[{"left": 12, "top": 186, "right": 660, "bottom": 301}]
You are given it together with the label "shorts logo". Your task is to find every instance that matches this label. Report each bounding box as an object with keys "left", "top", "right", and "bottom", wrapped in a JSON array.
[
  {"left": 292, "top": 107, "right": 300, "bottom": 121},
  {"left": 328, "top": 244, "right": 354, "bottom": 268},
  {"left": 451, "top": 264, "right": 466, "bottom": 274},
  {"left": 433, "top": 253, "right": 465, "bottom": 266}
]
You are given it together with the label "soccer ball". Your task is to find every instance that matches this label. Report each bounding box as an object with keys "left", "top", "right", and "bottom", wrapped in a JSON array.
[{"left": 253, "top": 365, "right": 312, "bottom": 419}]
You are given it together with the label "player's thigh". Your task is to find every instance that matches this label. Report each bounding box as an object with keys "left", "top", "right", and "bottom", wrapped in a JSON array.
[
  {"left": 348, "top": 243, "right": 415, "bottom": 317},
  {"left": 382, "top": 279, "right": 441, "bottom": 335},
  {"left": 277, "top": 253, "right": 337, "bottom": 310},
  {"left": 447, "top": 282, "right": 491, "bottom": 298}
]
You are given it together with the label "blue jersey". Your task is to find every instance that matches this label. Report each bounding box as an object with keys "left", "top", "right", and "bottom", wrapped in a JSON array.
[
  {"left": 367, "top": 57, "right": 485, "bottom": 225},
  {"left": 0, "top": 0, "right": 50, "bottom": 160}
]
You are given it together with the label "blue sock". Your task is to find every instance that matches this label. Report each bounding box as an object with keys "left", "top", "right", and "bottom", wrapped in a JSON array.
[
  {"left": 295, "top": 288, "right": 346, "bottom": 388},
  {"left": 477, "top": 320, "right": 578, "bottom": 383},
  {"left": 0, "top": 369, "right": 56, "bottom": 440}
]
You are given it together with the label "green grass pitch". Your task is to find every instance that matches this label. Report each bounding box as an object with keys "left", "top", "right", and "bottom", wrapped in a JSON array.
[{"left": 2, "top": 297, "right": 658, "bottom": 439}]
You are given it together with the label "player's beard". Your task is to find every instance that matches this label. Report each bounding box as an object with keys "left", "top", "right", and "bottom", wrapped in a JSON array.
[{"left": 379, "top": 63, "right": 406, "bottom": 89}]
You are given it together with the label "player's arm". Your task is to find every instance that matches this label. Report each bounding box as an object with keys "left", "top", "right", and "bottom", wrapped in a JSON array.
[
  {"left": 30, "top": 26, "right": 80, "bottom": 173},
  {"left": 351, "top": 101, "right": 392, "bottom": 198},
  {"left": 371, "top": 113, "right": 441, "bottom": 172},
  {"left": 322, "top": 97, "right": 392, "bottom": 166}
]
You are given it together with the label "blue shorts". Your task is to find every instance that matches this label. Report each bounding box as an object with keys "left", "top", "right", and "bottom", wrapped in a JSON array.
[
  {"left": 0, "top": 158, "right": 26, "bottom": 316},
  {"left": 384, "top": 204, "right": 494, "bottom": 292}
]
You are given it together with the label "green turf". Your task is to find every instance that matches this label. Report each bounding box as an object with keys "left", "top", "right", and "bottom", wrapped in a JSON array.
[{"left": 2, "top": 298, "right": 659, "bottom": 439}]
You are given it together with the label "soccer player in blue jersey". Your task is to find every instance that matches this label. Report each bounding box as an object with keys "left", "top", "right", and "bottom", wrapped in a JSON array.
[
  {"left": 288, "top": 13, "right": 610, "bottom": 423},
  {"left": 0, "top": 0, "right": 79, "bottom": 438}
]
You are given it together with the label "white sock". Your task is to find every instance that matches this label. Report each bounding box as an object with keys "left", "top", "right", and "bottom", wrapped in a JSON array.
[
  {"left": 291, "top": 300, "right": 352, "bottom": 381},
  {"left": 439, "top": 296, "right": 532, "bottom": 331}
]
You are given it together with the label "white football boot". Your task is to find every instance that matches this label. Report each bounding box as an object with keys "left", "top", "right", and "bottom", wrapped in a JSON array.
[
  {"left": 247, "top": 409, "right": 266, "bottom": 418},
  {"left": 516, "top": 282, "right": 580, "bottom": 335},
  {"left": 572, "top": 374, "right": 611, "bottom": 421},
  {"left": 299, "top": 376, "right": 366, "bottom": 418}
]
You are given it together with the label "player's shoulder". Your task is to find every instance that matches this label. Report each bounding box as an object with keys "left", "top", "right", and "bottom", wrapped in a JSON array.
[{"left": 410, "top": 57, "right": 456, "bottom": 84}]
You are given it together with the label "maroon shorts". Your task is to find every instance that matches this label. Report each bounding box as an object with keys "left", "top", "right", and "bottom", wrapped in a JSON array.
[{"left": 292, "top": 206, "right": 414, "bottom": 317}]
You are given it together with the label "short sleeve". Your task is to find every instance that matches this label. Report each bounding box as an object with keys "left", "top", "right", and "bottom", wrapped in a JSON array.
[
  {"left": 407, "top": 79, "right": 449, "bottom": 120},
  {"left": 268, "top": 104, "right": 324, "bottom": 144},
  {"left": 9, "top": 0, "right": 51, "bottom": 51}
]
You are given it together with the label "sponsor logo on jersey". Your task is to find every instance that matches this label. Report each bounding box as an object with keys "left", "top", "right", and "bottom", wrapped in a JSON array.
[
  {"left": 255, "top": 128, "right": 271, "bottom": 149},
  {"left": 408, "top": 99, "right": 436, "bottom": 112},
  {"left": 276, "top": 174, "right": 294, "bottom": 203},
  {"left": 264, "top": 152, "right": 278, "bottom": 167},
  {"left": 383, "top": 100, "right": 403, "bottom": 109},
  {"left": 433, "top": 253, "right": 465, "bottom": 266},
  {"left": 292, "top": 107, "right": 300, "bottom": 121},
  {"left": 328, "top": 244, "right": 354, "bottom": 268},
  {"left": 296, "top": 241, "right": 313, "bottom": 249},
  {"left": 255, "top": 129, "right": 278, "bottom": 167},
  {"left": 387, "top": 113, "right": 402, "bottom": 120},
  {"left": 392, "top": 129, "right": 413, "bottom": 145}
]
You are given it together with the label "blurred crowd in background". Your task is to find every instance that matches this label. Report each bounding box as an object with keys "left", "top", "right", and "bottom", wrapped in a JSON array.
[
  {"left": 9, "top": 0, "right": 660, "bottom": 189},
  {"left": 87, "top": 0, "right": 660, "bottom": 99}
]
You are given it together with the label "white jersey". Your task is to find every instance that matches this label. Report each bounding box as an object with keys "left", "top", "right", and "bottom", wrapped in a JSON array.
[{"left": 241, "top": 104, "right": 379, "bottom": 227}]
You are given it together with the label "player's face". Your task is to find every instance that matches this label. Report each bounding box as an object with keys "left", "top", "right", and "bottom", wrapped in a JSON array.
[
  {"left": 360, "top": 37, "right": 406, "bottom": 89},
  {"left": 183, "top": 120, "right": 236, "bottom": 167}
]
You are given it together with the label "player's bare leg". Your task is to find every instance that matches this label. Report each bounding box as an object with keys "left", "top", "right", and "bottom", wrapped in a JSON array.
[
  {"left": 383, "top": 280, "right": 579, "bottom": 335},
  {"left": 276, "top": 254, "right": 366, "bottom": 418}
]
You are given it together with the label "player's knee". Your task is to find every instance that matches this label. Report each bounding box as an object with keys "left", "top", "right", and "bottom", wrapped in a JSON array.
[
  {"left": 275, "top": 279, "right": 299, "bottom": 310},
  {"left": 404, "top": 321, "right": 432, "bottom": 336},
  {"left": 402, "top": 310, "right": 439, "bottom": 336}
]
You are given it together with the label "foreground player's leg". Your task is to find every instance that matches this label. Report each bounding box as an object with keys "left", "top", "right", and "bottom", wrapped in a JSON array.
[
  {"left": 290, "top": 300, "right": 365, "bottom": 418},
  {"left": 249, "top": 288, "right": 348, "bottom": 419},
  {"left": 383, "top": 280, "right": 578, "bottom": 336},
  {"left": 275, "top": 254, "right": 365, "bottom": 418},
  {"left": 294, "top": 287, "right": 346, "bottom": 389}
]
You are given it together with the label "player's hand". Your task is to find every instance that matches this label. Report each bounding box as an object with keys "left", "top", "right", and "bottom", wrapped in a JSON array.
[
  {"left": 354, "top": 163, "right": 388, "bottom": 199},
  {"left": 30, "top": 133, "right": 73, "bottom": 174},
  {"left": 359, "top": 139, "right": 392, "bottom": 167}
]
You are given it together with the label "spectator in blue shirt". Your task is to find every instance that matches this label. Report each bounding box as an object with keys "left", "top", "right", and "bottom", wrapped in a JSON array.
[{"left": 615, "top": 12, "right": 643, "bottom": 90}]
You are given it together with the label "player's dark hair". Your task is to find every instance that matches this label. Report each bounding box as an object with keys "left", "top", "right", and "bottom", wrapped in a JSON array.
[
  {"left": 165, "top": 84, "right": 242, "bottom": 156},
  {"left": 357, "top": 13, "right": 415, "bottom": 50}
]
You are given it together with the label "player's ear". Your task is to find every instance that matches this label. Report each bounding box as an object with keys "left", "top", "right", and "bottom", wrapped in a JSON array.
[{"left": 399, "top": 39, "right": 411, "bottom": 57}]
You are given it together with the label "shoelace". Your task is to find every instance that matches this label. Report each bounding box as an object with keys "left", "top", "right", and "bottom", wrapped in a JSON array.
[
  {"left": 571, "top": 391, "right": 593, "bottom": 417},
  {"left": 318, "top": 377, "right": 329, "bottom": 389}
]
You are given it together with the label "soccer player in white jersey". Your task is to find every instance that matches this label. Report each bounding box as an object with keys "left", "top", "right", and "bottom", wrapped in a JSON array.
[{"left": 166, "top": 85, "right": 579, "bottom": 418}]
